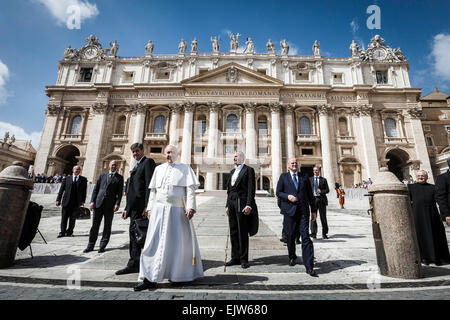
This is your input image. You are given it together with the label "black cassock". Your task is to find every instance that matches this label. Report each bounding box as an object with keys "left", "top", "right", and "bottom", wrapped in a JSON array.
[{"left": 408, "top": 183, "right": 450, "bottom": 263}]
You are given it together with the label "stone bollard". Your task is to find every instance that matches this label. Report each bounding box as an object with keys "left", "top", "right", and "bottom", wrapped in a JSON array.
[
  {"left": 368, "top": 168, "right": 422, "bottom": 279},
  {"left": 0, "top": 161, "right": 34, "bottom": 268}
]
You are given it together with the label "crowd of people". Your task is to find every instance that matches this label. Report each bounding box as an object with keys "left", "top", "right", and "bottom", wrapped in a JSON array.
[
  {"left": 49, "top": 143, "right": 450, "bottom": 291},
  {"left": 29, "top": 173, "right": 66, "bottom": 184}
]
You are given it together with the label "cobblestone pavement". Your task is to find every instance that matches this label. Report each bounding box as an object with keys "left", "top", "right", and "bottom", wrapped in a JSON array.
[{"left": 0, "top": 192, "right": 449, "bottom": 300}]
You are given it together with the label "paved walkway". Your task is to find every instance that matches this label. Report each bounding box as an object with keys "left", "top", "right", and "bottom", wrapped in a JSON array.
[{"left": 1, "top": 192, "right": 450, "bottom": 300}]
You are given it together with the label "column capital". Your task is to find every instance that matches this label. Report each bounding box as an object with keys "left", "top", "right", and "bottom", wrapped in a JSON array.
[
  {"left": 183, "top": 101, "right": 195, "bottom": 113},
  {"left": 283, "top": 103, "right": 296, "bottom": 113},
  {"left": 244, "top": 102, "right": 257, "bottom": 114},
  {"left": 207, "top": 101, "right": 221, "bottom": 113},
  {"left": 351, "top": 104, "right": 373, "bottom": 116},
  {"left": 317, "top": 104, "right": 333, "bottom": 115},
  {"left": 269, "top": 102, "right": 282, "bottom": 113},
  {"left": 130, "top": 103, "right": 147, "bottom": 115},
  {"left": 404, "top": 106, "right": 423, "bottom": 119},
  {"left": 169, "top": 102, "right": 183, "bottom": 114},
  {"left": 91, "top": 102, "right": 110, "bottom": 114},
  {"left": 45, "top": 103, "right": 62, "bottom": 116}
]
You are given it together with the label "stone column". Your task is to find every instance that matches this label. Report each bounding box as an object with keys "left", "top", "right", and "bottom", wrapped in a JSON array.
[
  {"left": 270, "top": 103, "right": 283, "bottom": 190},
  {"left": 283, "top": 104, "right": 296, "bottom": 160},
  {"left": 169, "top": 103, "right": 182, "bottom": 146},
  {"left": 34, "top": 104, "right": 61, "bottom": 174},
  {"left": 83, "top": 103, "right": 110, "bottom": 182},
  {"left": 206, "top": 102, "right": 219, "bottom": 190},
  {"left": 129, "top": 103, "right": 147, "bottom": 170},
  {"left": 318, "top": 104, "right": 335, "bottom": 188},
  {"left": 181, "top": 102, "right": 194, "bottom": 164},
  {"left": 353, "top": 104, "right": 379, "bottom": 180},
  {"left": 244, "top": 103, "right": 257, "bottom": 163},
  {"left": 406, "top": 107, "right": 434, "bottom": 183}
]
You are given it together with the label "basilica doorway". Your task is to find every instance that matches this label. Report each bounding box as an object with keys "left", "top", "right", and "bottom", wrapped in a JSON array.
[
  {"left": 55, "top": 145, "right": 80, "bottom": 175},
  {"left": 386, "top": 149, "right": 409, "bottom": 181}
]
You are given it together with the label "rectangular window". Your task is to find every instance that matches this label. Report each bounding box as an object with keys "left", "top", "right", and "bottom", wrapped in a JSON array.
[
  {"left": 296, "top": 71, "right": 309, "bottom": 81},
  {"left": 225, "top": 145, "right": 237, "bottom": 154},
  {"left": 79, "top": 68, "right": 93, "bottom": 82},
  {"left": 445, "top": 125, "right": 450, "bottom": 132},
  {"left": 442, "top": 113, "right": 448, "bottom": 119},
  {"left": 426, "top": 137, "right": 433, "bottom": 146},
  {"left": 258, "top": 147, "right": 268, "bottom": 154},
  {"left": 195, "top": 146, "right": 206, "bottom": 153},
  {"left": 333, "top": 73, "right": 343, "bottom": 84},
  {"left": 258, "top": 122, "right": 268, "bottom": 134},
  {"left": 199, "top": 68, "right": 209, "bottom": 75},
  {"left": 122, "top": 71, "right": 134, "bottom": 83},
  {"left": 423, "top": 125, "right": 431, "bottom": 132},
  {"left": 150, "top": 147, "right": 162, "bottom": 153},
  {"left": 155, "top": 70, "right": 170, "bottom": 80},
  {"left": 376, "top": 71, "right": 388, "bottom": 84},
  {"left": 257, "top": 69, "right": 267, "bottom": 75},
  {"left": 301, "top": 148, "right": 313, "bottom": 155}
]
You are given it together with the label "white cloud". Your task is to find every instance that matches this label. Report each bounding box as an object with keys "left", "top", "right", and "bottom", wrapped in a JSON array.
[
  {"left": 36, "top": 0, "right": 99, "bottom": 26},
  {"left": 350, "top": 18, "right": 365, "bottom": 50},
  {"left": 0, "top": 121, "right": 41, "bottom": 149},
  {"left": 431, "top": 33, "right": 450, "bottom": 81},
  {"left": 350, "top": 19, "right": 359, "bottom": 34},
  {"left": 276, "top": 41, "right": 300, "bottom": 55},
  {"left": 0, "top": 59, "right": 10, "bottom": 105}
]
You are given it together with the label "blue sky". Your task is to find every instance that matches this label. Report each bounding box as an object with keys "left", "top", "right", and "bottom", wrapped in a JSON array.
[{"left": 0, "top": 0, "right": 449, "bottom": 147}]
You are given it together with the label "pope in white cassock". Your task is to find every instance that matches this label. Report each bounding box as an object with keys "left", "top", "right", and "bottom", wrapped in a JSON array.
[{"left": 134, "top": 145, "right": 204, "bottom": 291}]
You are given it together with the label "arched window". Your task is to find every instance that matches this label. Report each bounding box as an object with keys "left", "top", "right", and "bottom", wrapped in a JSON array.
[
  {"left": 115, "top": 115, "right": 126, "bottom": 134},
  {"left": 385, "top": 118, "right": 398, "bottom": 137},
  {"left": 226, "top": 114, "right": 239, "bottom": 132},
  {"left": 299, "top": 116, "right": 311, "bottom": 134},
  {"left": 339, "top": 117, "right": 348, "bottom": 136},
  {"left": 70, "top": 116, "right": 82, "bottom": 134},
  {"left": 196, "top": 115, "right": 207, "bottom": 134},
  {"left": 258, "top": 115, "right": 268, "bottom": 134},
  {"left": 153, "top": 115, "right": 166, "bottom": 133}
]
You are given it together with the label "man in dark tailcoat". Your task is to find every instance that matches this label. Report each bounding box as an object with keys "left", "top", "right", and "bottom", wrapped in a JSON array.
[
  {"left": 56, "top": 165, "right": 87, "bottom": 237},
  {"left": 225, "top": 151, "right": 258, "bottom": 269},
  {"left": 116, "top": 143, "right": 156, "bottom": 275},
  {"left": 276, "top": 157, "right": 318, "bottom": 277},
  {"left": 84, "top": 160, "right": 124, "bottom": 253},
  {"left": 409, "top": 170, "right": 450, "bottom": 265},
  {"left": 436, "top": 157, "right": 450, "bottom": 228},
  {"left": 309, "top": 166, "right": 330, "bottom": 239}
]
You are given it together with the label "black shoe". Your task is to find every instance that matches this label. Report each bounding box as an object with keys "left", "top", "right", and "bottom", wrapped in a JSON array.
[
  {"left": 241, "top": 262, "right": 250, "bottom": 269},
  {"left": 289, "top": 259, "right": 296, "bottom": 266},
  {"left": 134, "top": 280, "right": 156, "bottom": 292},
  {"left": 83, "top": 247, "right": 94, "bottom": 253},
  {"left": 306, "top": 269, "right": 318, "bottom": 277},
  {"left": 116, "top": 267, "right": 138, "bottom": 275},
  {"left": 323, "top": 235, "right": 329, "bottom": 239},
  {"left": 98, "top": 247, "right": 106, "bottom": 253},
  {"left": 295, "top": 238, "right": 301, "bottom": 245},
  {"left": 66, "top": 233, "right": 74, "bottom": 237},
  {"left": 311, "top": 234, "right": 317, "bottom": 239},
  {"left": 435, "top": 261, "right": 442, "bottom": 266},
  {"left": 57, "top": 233, "right": 65, "bottom": 238},
  {"left": 280, "top": 238, "right": 287, "bottom": 243},
  {"left": 225, "top": 259, "right": 240, "bottom": 267}
]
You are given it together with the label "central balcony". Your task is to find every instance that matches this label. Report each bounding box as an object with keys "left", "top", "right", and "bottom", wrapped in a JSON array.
[
  {"left": 221, "top": 132, "right": 244, "bottom": 141},
  {"left": 296, "top": 134, "right": 321, "bottom": 144},
  {"left": 144, "top": 133, "right": 168, "bottom": 143}
]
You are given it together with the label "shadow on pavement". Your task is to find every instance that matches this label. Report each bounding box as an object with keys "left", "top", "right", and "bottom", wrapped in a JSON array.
[
  {"left": 9, "top": 255, "right": 89, "bottom": 268},
  {"left": 194, "top": 274, "right": 269, "bottom": 285},
  {"left": 328, "top": 234, "right": 366, "bottom": 239},
  {"left": 315, "top": 259, "right": 368, "bottom": 274},
  {"left": 251, "top": 255, "right": 292, "bottom": 266},
  {"left": 201, "top": 259, "right": 225, "bottom": 271},
  {"left": 421, "top": 265, "right": 450, "bottom": 278}
]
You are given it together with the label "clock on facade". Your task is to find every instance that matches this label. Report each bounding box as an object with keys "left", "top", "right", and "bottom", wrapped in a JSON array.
[
  {"left": 373, "top": 48, "right": 387, "bottom": 60},
  {"left": 84, "top": 47, "right": 98, "bottom": 59}
]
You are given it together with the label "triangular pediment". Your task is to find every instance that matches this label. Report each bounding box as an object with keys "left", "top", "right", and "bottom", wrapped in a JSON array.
[{"left": 181, "top": 62, "right": 283, "bottom": 87}]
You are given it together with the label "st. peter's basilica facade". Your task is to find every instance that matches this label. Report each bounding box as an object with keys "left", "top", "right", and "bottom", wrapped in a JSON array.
[{"left": 34, "top": 34, "right": 432, "bottom": 190}]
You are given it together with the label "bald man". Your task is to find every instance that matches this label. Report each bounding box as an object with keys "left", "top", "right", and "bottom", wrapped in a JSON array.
[
  {"left": 84, "top": 160, "right": 124, "bottom": 253},
  {"left": 56, "top": 165, "right": 87, "bottom": 237},
  {"left": 225, "top": 151, "right": 258, "bottom": 269}
]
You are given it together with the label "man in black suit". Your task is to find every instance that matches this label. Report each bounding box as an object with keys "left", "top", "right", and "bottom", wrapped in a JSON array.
[
  {"left": 116, "top": 143, "right": 156, "bottom": 275},
  {"left": 436, "top": 157, "right": 450, "bottom": 227},
  {"left": 225, "top": 151, "right": 258, "bottom": 269},
  {"left": 84, "top": 160, "right": 124, "bottom": 253},
  {"left": 309, "top": 166, "right": 330, "bottom": 239},
  {"left": 56, "top": 165, "right": 87, "bottom": 237},
  {"left": 276, "top": 157, "right": 318, "bottom": 277}
]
